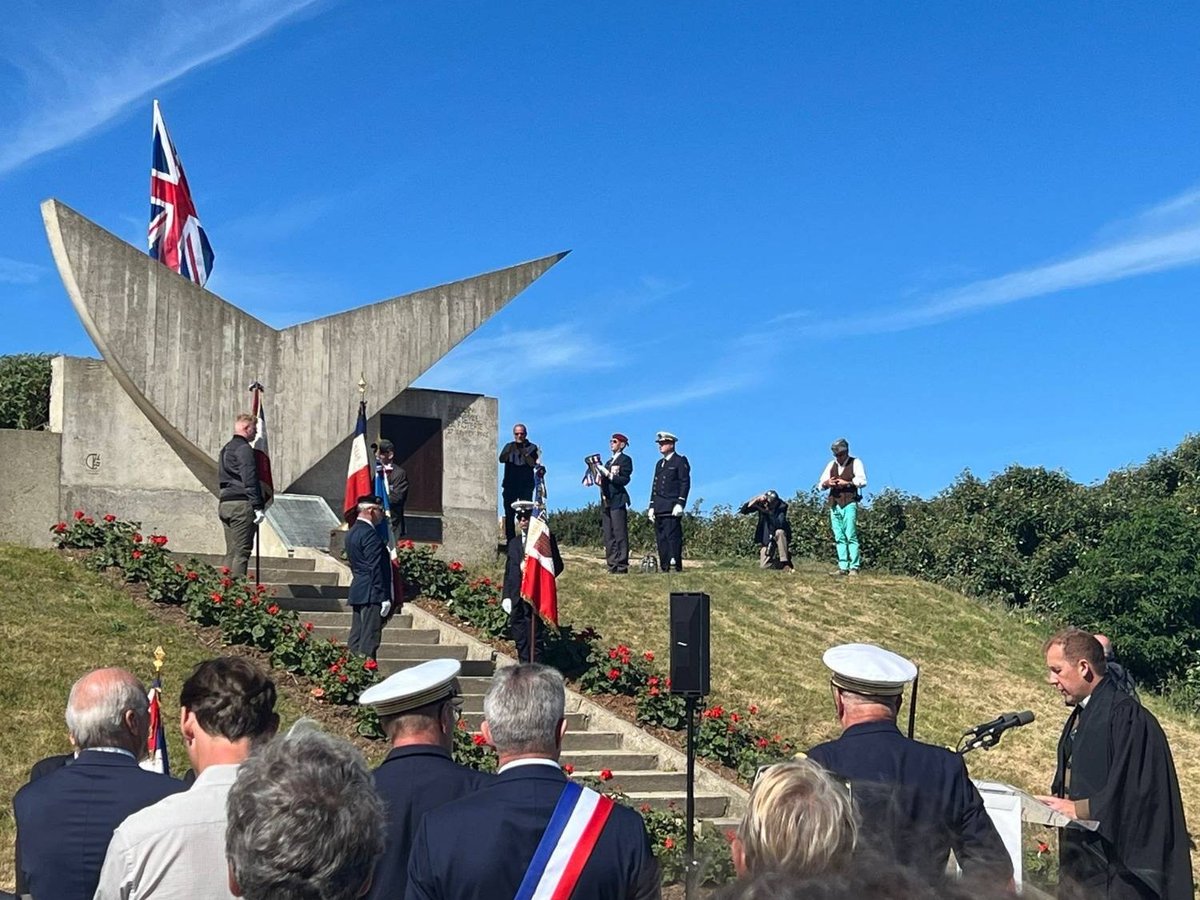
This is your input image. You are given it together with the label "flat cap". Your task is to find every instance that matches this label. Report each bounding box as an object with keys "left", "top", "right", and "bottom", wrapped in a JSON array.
[
  {"left": 830, "top": 438, "right": 849, "bottom": 453},
  {"left": 823, "top": 643, "right": 917, "bottom": 696},
  {"left": 655, "top": 431, "right": 678, "bottom": 443},
  {"left": 358, "top": 658, "right": 461, "bottom": 716}
]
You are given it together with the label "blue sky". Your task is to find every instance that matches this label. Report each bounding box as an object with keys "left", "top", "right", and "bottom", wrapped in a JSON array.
[{"left": 3, "top": 2, "right": 1199, "bottom": 511}]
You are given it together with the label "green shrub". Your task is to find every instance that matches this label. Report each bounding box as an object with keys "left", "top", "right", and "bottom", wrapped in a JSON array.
[{"left": 0, "top": 353, "right": 53, "bottom": 429}]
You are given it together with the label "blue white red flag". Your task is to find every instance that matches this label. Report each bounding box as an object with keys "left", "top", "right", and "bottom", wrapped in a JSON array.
[
  {"left": 520, "top": 513, "right": 559, "bottom": 626},
  {"left": 373, "top": 461, "right": 393, "bottom": 547},
  {"left": 142, "top": 676, "right": 171, "bottom": 776},
  {"left": 148, "top": 100, "right": 215, "bottom": 287},
  {"left": 514, "top": 781, "right": 614, "bottom": 900},
  {"left": 249, "top": 382, "right": 275, "bottom": 508},
  {"left": 344, "top": 400, "right": 372, "bottom": 522}
]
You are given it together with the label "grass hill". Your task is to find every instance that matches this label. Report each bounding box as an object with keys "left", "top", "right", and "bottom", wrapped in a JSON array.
[{"left": 3, "top": 542, "right": 1198, "bottom": 891}]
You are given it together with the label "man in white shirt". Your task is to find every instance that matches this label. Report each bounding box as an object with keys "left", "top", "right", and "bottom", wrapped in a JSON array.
[
  {"left": 818, "top": 438, "right": 868, "bottom": 576},
  {"left": 94, "top": 657, "right": 279, "bottom": 900}
]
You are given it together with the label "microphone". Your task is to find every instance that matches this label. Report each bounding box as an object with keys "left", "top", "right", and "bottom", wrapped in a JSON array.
[{"left": 958, "top": 710, "right": 1035, "bottom": 754}]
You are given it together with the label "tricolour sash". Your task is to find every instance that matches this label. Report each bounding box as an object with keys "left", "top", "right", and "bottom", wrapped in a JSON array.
[{"left": 514, "top": 780, "right": 615, "bottom": 900}]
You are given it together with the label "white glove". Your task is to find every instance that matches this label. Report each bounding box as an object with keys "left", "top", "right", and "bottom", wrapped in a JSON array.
[
  {"left": 501, "top": 597, "right": 513, "bottom": 614},
  {"left": 253, "top": 509, "right": 266, "bottom": 526},
  {"left": 672, "top": 504, "right": 684, "bottom": 517},
  {"left": 380, "top": 600, "right": 392, "bottom": 618},
  {"left": 647, "top": 508, "right": 655, "bottom": 521}
]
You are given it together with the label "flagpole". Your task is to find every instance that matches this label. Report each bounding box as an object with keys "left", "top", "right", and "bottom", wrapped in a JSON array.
[{"left": 250, "top": 383, "right": 262, "bottom": 586}]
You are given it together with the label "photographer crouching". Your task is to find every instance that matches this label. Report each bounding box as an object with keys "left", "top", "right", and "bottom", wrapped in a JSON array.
[{"left": 739, "top": 490, "right": 794, "bottom": 570}]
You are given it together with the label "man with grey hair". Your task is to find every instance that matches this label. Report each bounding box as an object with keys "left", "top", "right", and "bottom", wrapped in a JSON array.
[
  {"left": 226, "top": 726, "right": 385, "bottom": 900},
  {"left": 406, "top": 663, "right": 661, "bottom": 899},
  {"left": 13, "top": 667, "right": 184, "bottom": 900}
]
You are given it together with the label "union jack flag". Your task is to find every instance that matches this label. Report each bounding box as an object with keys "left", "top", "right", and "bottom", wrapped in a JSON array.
[{"left": 148, "top": 100, "right": 215, "bottom": 286}]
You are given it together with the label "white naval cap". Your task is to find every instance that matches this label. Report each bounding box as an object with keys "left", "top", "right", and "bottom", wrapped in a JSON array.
[
  {"left": 655, "top": 431, "right": 678, "bottom": 443},
  {"left": 510, "top": 499, "right": 537, "bottom": 516},
  {"left": 358, "top": 658, "right": 461, "bottom": 716},
  {"left": 823, "top": 643, "right": 917, "bottom": 697}
]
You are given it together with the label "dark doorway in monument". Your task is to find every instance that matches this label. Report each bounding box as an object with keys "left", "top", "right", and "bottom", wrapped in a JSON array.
[{"left": 381, "top": 414, "right": 443, "bottom": 544}]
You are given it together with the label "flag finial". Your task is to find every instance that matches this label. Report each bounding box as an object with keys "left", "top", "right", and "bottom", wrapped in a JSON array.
[
  {"left": 153, "top": 645, "right": 165, "bottom": 674},
  {"left": 358, "top": 373, "right": 367, "bottom": 398}
]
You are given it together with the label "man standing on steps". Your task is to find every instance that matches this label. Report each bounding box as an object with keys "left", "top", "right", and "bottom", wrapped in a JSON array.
[
  {"left": 218, "top": 412, "right": 265, "bottom": 576},
  {"left": 598, "top": 432, "right": 633, "bottom": 574},
  {"left": 805, "top": 643, "right": 1011, "bottom": 887},
  {"left": 347, "top": 494, "right": 393, "bottom": 660},
  {"left": 405, "top": 664, "right": 661, "bottom": 900},
  {"left": 376, "top": 438, "right": 410, "bottom": 539},
  {"left": 648, "top": 430, "right": 689, "bottom": 572},
  {"left": 498, "top": 422, "right": 542, "bottom": 541},
  {"left": 818, "top": 437, "right": 866, "bottom": 577},
  {"left": 360, "top": 659, "right": 493, "bottom": 900}
]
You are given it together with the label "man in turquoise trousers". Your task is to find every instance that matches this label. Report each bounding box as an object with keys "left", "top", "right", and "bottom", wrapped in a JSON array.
[{"left": 818, "top": 438, "right": 867, "bottom": 576}]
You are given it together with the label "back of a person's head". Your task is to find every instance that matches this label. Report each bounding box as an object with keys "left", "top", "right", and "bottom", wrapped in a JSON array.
[
  {"left": 483, "top": 663, "right": 564, "bottom": 755},
  {"left": 180, "top": 657, "right": 278, "bottom": 743},
  {"left": 65, "top": 667, "right": 148, "bottom": 753},
  {"left": 736, "top": 759, "right": 857, "bottom": 879},
  {"left": 225, "top": 725, "right": 384, "bottom": 900}
]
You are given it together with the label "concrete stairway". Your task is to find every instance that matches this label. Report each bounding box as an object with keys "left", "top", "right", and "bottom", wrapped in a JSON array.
[{"left": 182, "top": 553, "right": 741, "bottom": 824}]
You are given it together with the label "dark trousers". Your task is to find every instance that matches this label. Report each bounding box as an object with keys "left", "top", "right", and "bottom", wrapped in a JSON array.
[
  {"left": 502, "top": 488, "right": 533, "bottom": 541},
  {"left": 602, "top": 505, "right": 629, "bottom": 573},
  {"left": 348, "top": 604, "right": 383, "bottom": 660},
  {"left": 654, "top": 515, "right": 683, "bottom": 571},
  {"left": 509, "top": 598, "right": 544, "bottom": 663},
  {"left": 390, "top": 503, "right": 407, "bottom": 538},
  {"left": 218, "top": 499, "right": 255, "bottom": 576}
]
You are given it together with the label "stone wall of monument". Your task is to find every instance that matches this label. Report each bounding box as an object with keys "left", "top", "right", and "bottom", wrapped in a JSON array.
[
  {"left": 50, "top": 356, "right": 227, "bottom": 554},
  {"left": 0, "top": 429, "right": 62, "bottom": 548}
]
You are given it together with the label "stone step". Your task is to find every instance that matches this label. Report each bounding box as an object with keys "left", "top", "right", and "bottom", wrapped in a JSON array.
[
  {"left": 255, "top": 568, "right": 340, "bottom": 586},
  {"left": 271, "top": 585, "right": 351, "bottom": 602},
  {"left": 310, "top": 625, "right": 440, "bottom": 645},
  {"left": 460, "top": 711, "right": 589, "bottom": 731},
  {"left": 559, "top": 749, "right": 658, "bottom": 771},
  {"left": 302, "top": 611, "right": 413, "bottom": 629},
  {"left": 376, "top": 644, "right": 466, "bottom": 661},
  {"left": 179, "top": 553, "right": 316, "bottom": 572},
  {"left": 457, "top": 676, "right": 495, "bottom": 693},
  {"left": 561, "top": 731, "right": 623, "bottom": 751},
  {"left": 377, "top": 658, "right": 494, "bottom": 677},
  {"left": 704, "top": 817, "right": 742, "bottom": 834},
  {"left": 570, "top": 770, "right": 688, "bottom": 792},
  {"left": 620, "top": 791, "right": 729, "bottom": 819}
]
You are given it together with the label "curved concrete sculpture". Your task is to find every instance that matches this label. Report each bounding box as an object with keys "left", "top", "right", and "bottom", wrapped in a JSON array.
[{"left": 43, "top": 198, "right": 567, "bottom": 491}]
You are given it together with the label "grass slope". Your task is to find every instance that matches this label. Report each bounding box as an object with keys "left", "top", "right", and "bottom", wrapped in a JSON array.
[
  {"left": 0, "top": 546, "right": 325, "bottom": 892},
  {"left": 553, "top": 549, "right": 1200, "bottom": 872}
]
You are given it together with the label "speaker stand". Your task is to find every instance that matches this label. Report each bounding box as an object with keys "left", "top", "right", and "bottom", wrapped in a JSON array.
[{"left": 684, "top": 693, "right": 699, "bottom": 899}]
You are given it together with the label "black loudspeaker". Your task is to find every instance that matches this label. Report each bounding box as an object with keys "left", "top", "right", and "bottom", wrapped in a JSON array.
[{"left": 669, "top": 592, "right": 710, "bottom": 696}]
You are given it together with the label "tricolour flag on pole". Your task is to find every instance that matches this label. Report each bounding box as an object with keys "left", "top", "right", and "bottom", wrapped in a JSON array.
[
  {"left": 344, "top": 400, "right": 372, "bottom": 522},
  {"left": 148, "top": 100, "right": 215, "bottom": 287},
  {"left": 143, "top": 676, "right": 171, "bottom": 776},
  {"left": 520, "top": 512, "right": 559, "bottom": 626},
  {"left": 249, "top": 382, "right": 275, "bottom": 509}
]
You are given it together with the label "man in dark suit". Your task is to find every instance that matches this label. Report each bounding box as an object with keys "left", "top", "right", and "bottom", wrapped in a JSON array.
[
  {"left": 406, "top": 664, "right": 660, "bottom": 900},
  {"left": 502, "top": 502, "right": 563, "bottom": 664},
  {"left": 376, "top": 439, "right": 410, "bottom": 538},
  {"left": 12, "top": 667, "right": 185, "bottom": 900},
  {"left": 598, "top": 432, "right": 634, "bottom": 574},
  {"left": 739, "top": 490, "right": 794, "bottom": 570},
  {"left": 346, "top": 494, "right": 392, "bottom": 660},
  {"left": 498, "top": 423, "right": 542, "bottom": 541},
  {"left": 647, "top": 430, "right": 690, "bottom": 572},
  {"left": 805, "top": 643, "right": 1011, "bottom": 888},
  {"left": 217, "top": 412, "right": 265, "bottom": 576},
  {"left": 360, "top": 659, "right": 494, "bottom": 899}
]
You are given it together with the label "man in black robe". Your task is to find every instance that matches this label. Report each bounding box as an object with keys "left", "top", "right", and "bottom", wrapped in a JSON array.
[{"left": 1038, "top": 628, "right": 1192, "bottom": 899}]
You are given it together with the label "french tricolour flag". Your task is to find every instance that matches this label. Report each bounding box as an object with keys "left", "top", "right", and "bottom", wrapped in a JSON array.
[
  {"left": 344, "top": 400, "right": 372, "bottom": 522},
  {"left": 140, "top": 677, "right": 171, "bottom": 776},
  {"left": 520, "top": 513, "right": 559, "bottom": 626}
]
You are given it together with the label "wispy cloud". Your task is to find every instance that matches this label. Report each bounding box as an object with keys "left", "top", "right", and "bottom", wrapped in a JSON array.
[
  {"left": 0, "top": 257, "right": 44, "bottom": 284},
  {"left": 0, "top": 0, "right": 325, "bottom": 177},
  {"left": 549, "top": 370, "right": 759, "bottom": 425},
  {"left": 800, "top": 184, "right": 1200, "bottom": 338},
  {"left": 415, "top": 323, "right": 613, "bottom": 395}
]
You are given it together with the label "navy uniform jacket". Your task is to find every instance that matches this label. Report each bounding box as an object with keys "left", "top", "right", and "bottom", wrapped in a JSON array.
[
  {"left": 347, "top": 518, "right": 390, "bottom": 607},
  {"left": 368, "top": 744, "right": 494, "bottom": 900},
  {"left": 405, "top": 763, "right": 661, "bottom": 900},
  {"left": 12, "top": 750, "right": 185, "bottom": 900},
  {"left": 649, "top": 454, "right": 690, "bottom": 515},
  {"left": 600, "top": 452, "right": 633, "bottom": 509},
  {"left": 806, "top": 721, "right": 1011, "bottom": 884}
]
